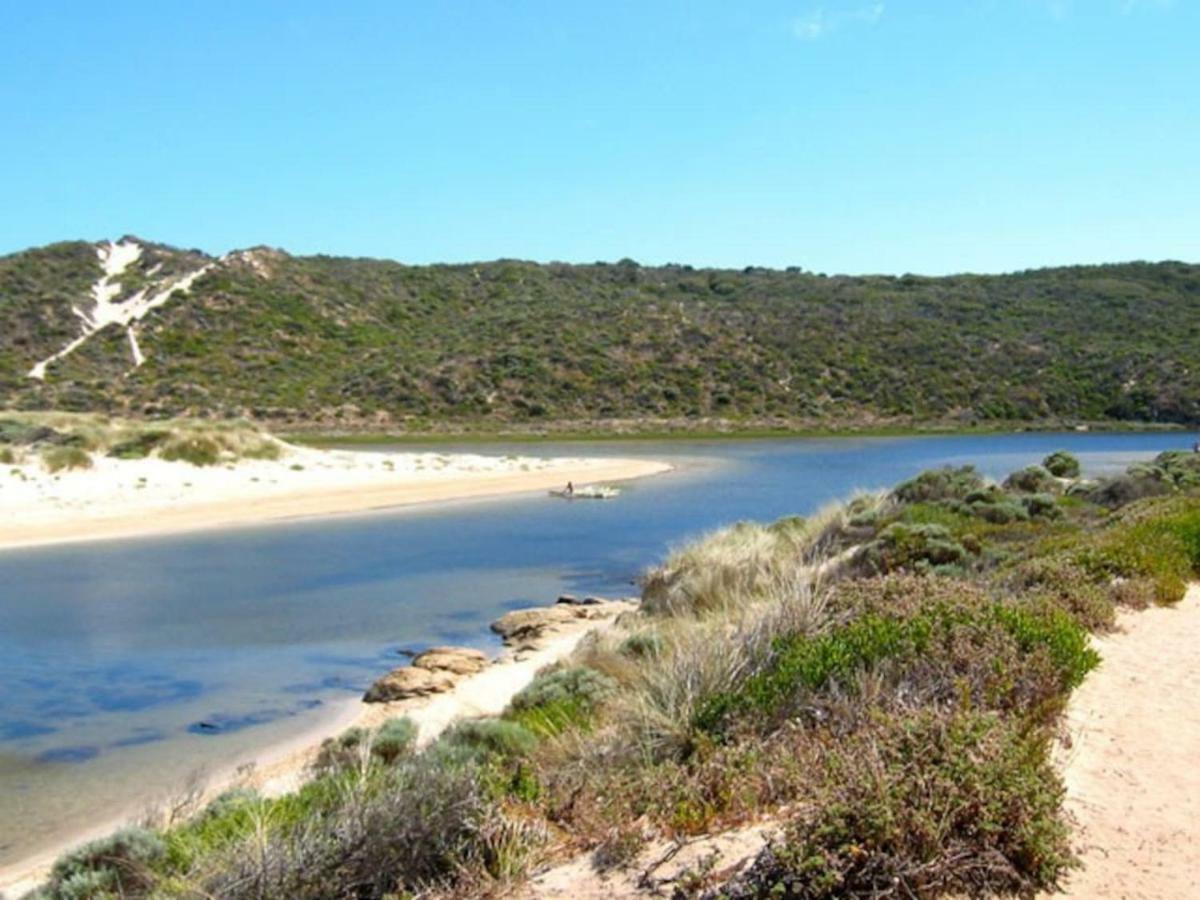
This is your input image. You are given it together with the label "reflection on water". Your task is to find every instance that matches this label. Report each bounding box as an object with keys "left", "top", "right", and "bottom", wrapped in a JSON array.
[{"left": 0, "top": 431, "right": 1187, "bottom": 864}]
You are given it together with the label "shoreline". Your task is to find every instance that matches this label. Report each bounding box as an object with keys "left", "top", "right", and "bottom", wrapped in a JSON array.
[
  {"left": 0, "top": 599, "right": 635, "bottom": 897},
  {"left": 287, "top": 421, "right": 1191, "bottom": 447},
  {"left": 0, "top": 453, "right": 672, "bottom": 553}
]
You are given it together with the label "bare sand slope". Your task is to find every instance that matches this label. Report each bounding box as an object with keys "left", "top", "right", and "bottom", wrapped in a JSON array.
[{"left": 1053, "top": 584, "right": 1200, "bottom": 899}]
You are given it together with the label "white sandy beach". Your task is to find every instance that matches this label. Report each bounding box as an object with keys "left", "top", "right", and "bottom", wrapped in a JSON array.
[{"left": 0, "top": 443, "right": 671, "bottom": 551}]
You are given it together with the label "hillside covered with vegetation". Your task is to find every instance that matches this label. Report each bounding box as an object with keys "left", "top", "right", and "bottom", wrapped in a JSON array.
[
  {"left": 26, "top": 450, "right": 1200, "bottom": 898},
  {"left": 2, "top": 239, "right": 1198, "bottom": 432}
]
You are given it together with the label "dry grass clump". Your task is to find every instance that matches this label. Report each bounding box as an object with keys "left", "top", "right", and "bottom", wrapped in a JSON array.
[
  {"left": 0, "top": 410, "right": 287, "bottom": 467},
  {"left": 641, "top": 495, "right": 886, "bottom": 618},
  {"left": 42, "top": 445, "right": 93, "bottom": 473}
]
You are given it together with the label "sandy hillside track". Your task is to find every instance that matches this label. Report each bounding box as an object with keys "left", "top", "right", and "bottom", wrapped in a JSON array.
[{"left": 1052, "top": 584, "right": 1200, "bottom": 899}]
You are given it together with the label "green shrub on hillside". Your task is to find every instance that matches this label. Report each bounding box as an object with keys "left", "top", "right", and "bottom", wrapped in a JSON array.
[
  {"left": 42, "top": 827, "right": 166, "bottom": 900},
  {"left": 893, "top": 466, "right": 986, "bottom": 504},
  {"left": 159, "top": 435, "right": 222, "bottom": 466},
  {"left": 373, "top": 717, "right": 419, "bottom": 763},
  {"left": 1004, "top": 464, "right": 1061, "bottom": 494},
  {"left": 442, "top": 719, "right": 538, "bottom": 760},
  {"left": 855, "top": 522, "right": 972, "bottom": 575},
  {"left": 1043, "top": 450, "right": 1081, "bottom": 478},
  {"left": 723, "top": 711, "right": 1073, "bottom": 898},
  {"left": 42, "top": 445, "right": 91, "bottom": 473}
]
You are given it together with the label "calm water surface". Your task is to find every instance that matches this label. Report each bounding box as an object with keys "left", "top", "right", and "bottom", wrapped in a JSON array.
[{"left": 0, "top": 432, "right": 1187, "bottom": 864}]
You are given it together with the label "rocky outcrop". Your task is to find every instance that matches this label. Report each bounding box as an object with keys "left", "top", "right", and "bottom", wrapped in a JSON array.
[
  {"left": 366, "top": 601, "right": 636, "bottom": 703},
  {"left": 410, "top": 646, "right": 489, "bottom": 676},
  {"left": 364, "top": 666, "right": 457, "bottom": 702},
  {"left": 364, "top": 645, "right": 490, "bottom": 702}
]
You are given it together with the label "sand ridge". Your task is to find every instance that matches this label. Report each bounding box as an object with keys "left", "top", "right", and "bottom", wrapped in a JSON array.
[{"left": 0, "top": 444, "right": 671, "bottom": 551}]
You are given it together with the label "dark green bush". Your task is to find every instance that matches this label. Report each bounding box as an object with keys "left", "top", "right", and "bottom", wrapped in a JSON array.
[
  {"left": 1043, "top": 450, "right": 1080, "bottom": 479},
  {"left": 442, "top": 718, "right": 538, "bottom": 760},
  {"left": 107, "top": 430, "right": 168, "bottom": 460},
  {"left": 893, "top": 466, "right": 985, "bottom": 504},
  {"left": 373, "top": 716, "right": 418, "bottom": 763},
  {"left": 159, "top": 435, "right": 221, "bottom": 466},
  {"left": 43, "top": 827, "right": 166, "bottom": 900},
  {"left": 42, "top": 445, "right": 92, "bottom": 473},
  {"left": 855, "top": 522, "right": 972, "bottom": 575},
  {"left": 1004, "top": 464, "right": 1060, "bottom": 494},
  {"left": 722, "top": 711, "right": 1074, "bottom": 898}
]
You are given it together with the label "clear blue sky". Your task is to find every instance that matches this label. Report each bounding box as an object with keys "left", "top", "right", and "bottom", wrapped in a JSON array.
[{"left": 2, "top": 1, "right": 1196, "bottom": 273}]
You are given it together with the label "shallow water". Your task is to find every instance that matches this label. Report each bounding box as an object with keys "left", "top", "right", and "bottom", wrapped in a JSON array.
[{"left": 0, "top": 432, "right": 1188, "bottom": 865}]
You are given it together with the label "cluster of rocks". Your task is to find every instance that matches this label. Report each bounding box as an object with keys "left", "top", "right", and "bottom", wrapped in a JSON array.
[
  {"left": 363, "top": 646, "right": 489, "bottom": 702},
  {"left": 362, "top": 595, "right": 632, "bottom": 704}
]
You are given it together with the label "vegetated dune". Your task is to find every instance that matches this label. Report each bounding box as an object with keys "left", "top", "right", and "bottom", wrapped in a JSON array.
[
  {"left": 0, "top": 411, "right": 670, "bottom": 550},
  {"left": 3, "top": 237, "right": 1199, "bottom": 431},
  {"left": 12, "top": 450, "right": 1200, "bottom": 899}
]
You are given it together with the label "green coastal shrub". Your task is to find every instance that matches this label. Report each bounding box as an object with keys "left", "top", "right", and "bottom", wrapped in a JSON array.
[
  {"left": 159, "top": 434, "right": 222, "bottom": 466},
  {"left": 1077, "top": 501, "right": 1200, "bottom": 604},
  {"left": 508, "top": 666, "right": 617, "bottom": 737},
  {"left": 372, "top": 716, "right": 418, "bottom": 763},
  {"left": 619, "top": 630, "right": 664, "bottom": 659},
  {"left": 107, "top": 430, "right": 168, "bottom": 460},
  {"left": 42, "top": 827, "right": 166, "bottom": 900},
  {"left": 1008, "top": 557, "right": 1116, "bottom": 630},
  {"left": 855, "top": 522, "right": 972, "bottom": 575},
  {"left": 893, "top": 466, "right": 985, "bottom": 504},
  {"left": 1004, "top": 464, "right": 1060, "bottom": 494},
  {"left": 312, "top": 726, "right": 369, "bottom": 774},
  {"left": 42, "top": 446, "right": 92, "bottom": 473},
  {"left": 442, "top": 718, "right": 538, "bottom": 760},
  {"left": 1043, "top": 450, "right": 1081, "bottom": 478},
  {"left": 723, "top": 711, "right": 1074, "bottom": 898}
]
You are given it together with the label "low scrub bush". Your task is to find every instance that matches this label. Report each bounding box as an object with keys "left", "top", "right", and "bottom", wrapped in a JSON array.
[
  {"left": 507, "top": 666, "right": 615, "bottom": 737},
  {"left": 42, "top": 445, "right": 92, "bottom": 473},
  {"left": 722, "top": 711, "right": 1074, "bottom": 898},
  {"left": 1004, "top": 464, "right": 1060, "bottom": 494},
  {"left": 41, "top": 827, "right": 166, "bottom": 899},
  {"left": 1043, "top": 450, "right": 1081, "bottom": 478},
  {"left": 892, "top": 465, "right": 985, "bottom": 504},
  {"left": 854, "top": 522, "right": 972, "bottom": 575},
  {"left": 159, "top": 434, "right": 222, "bottom": 466},
  {"left": 373, "top": 716, "right": 418, "bottom": 763},
  {"left": 443, "top": 718, "right": 539, "bottom": 760},
  {"left": 1075, "top": 501, "right": 1200, "bottom": 604},
  {"left": 107, "top": 430, "right": 168, "bottom": 459}
]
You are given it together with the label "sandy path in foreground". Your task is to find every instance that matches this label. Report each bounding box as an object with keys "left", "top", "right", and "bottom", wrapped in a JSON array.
[
  {"left": 0, "top": 455, "right": 670, "bottom": 551},
  {"left": 1052, "top": 584, "right": 1200, "bottom": 899}
]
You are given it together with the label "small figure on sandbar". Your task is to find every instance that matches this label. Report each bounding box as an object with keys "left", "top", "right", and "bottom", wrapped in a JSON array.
[{"left": 565, "top": 480, "right": 574, "bottom": 496}]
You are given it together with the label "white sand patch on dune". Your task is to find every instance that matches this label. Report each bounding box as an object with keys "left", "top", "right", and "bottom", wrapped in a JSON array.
[{"left": 27, "top": 240, "right": 212, "bottom": 378}]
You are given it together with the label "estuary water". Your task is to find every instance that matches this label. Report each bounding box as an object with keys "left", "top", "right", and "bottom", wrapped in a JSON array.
[{"left": 0, "top": 432, "right": 1187, "bottom": 867}]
